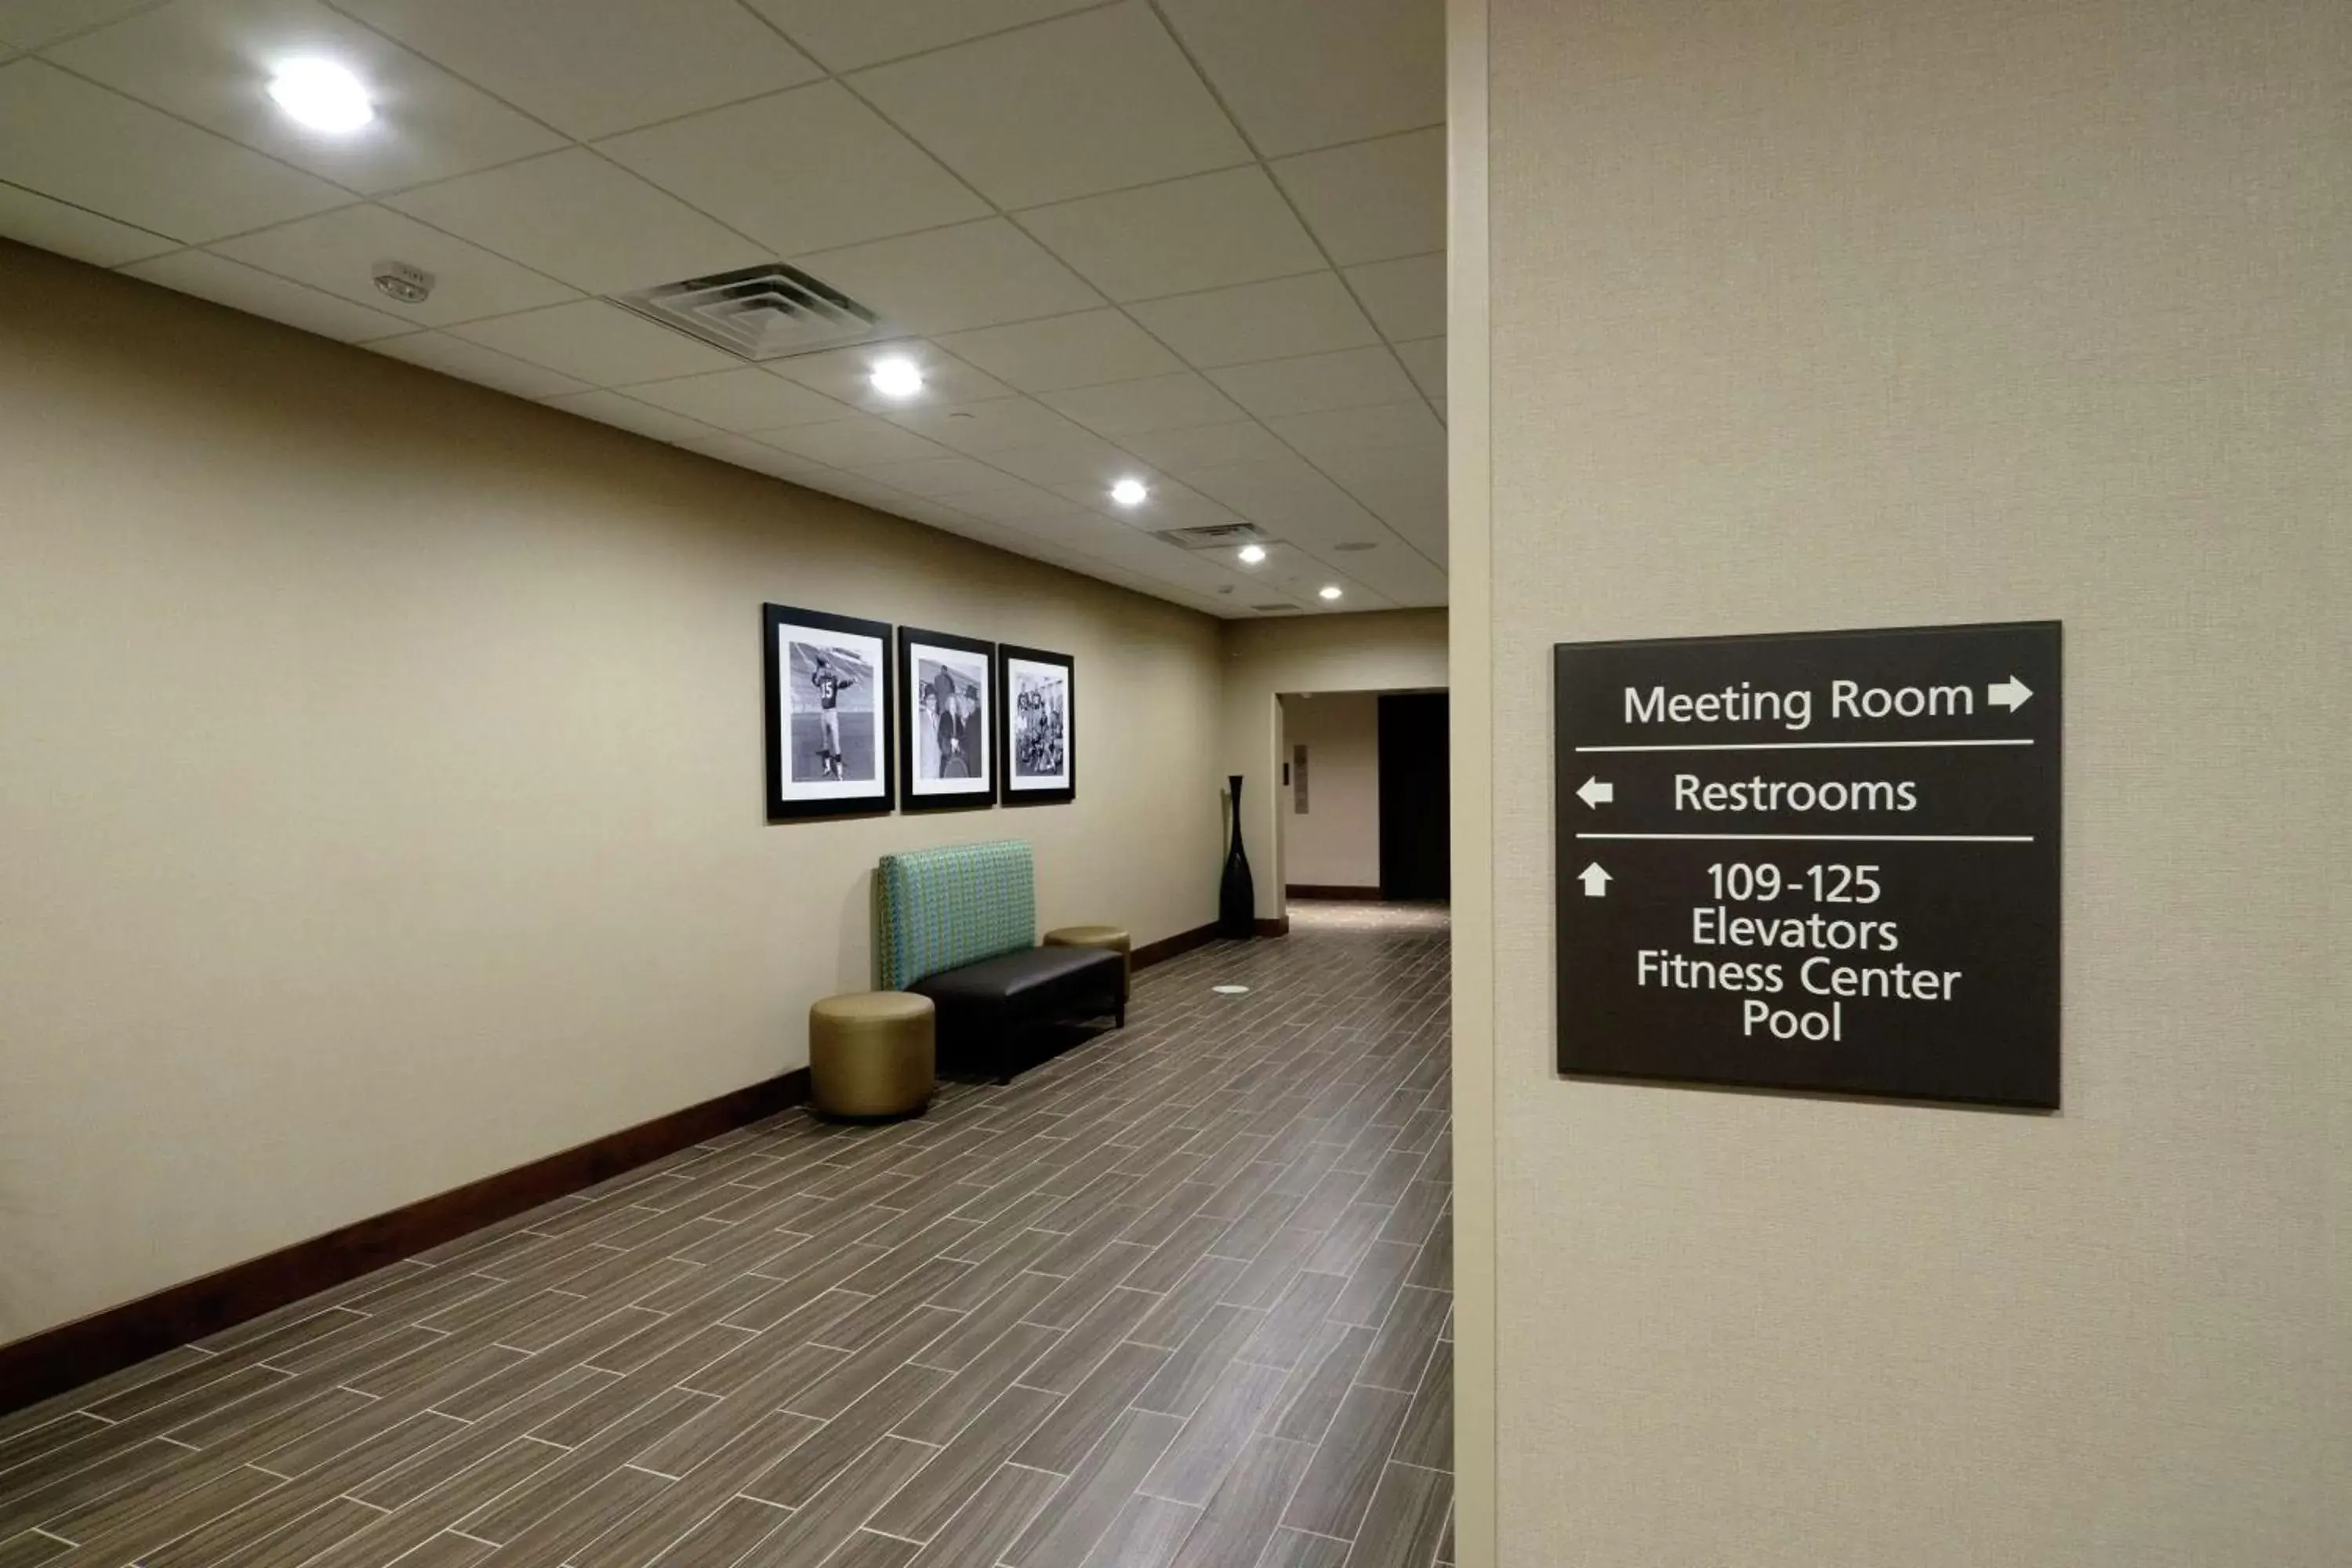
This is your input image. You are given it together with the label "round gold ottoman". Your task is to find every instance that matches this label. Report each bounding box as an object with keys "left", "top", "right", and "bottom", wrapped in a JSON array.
[
  {"left": 809, "top": 991, "right": 935, "bottom": 1120},
  {"left": 1044, "top": 924, "right": 1132, "bottom": 1007}
]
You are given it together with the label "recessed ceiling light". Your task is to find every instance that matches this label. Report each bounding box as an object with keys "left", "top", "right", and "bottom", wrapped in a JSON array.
[
  {"left": 1319, "top": 585, "right": 1344, "bottom": 601},
  {"left": 267, "top": 59, "right": 374, "bottom": 134},
  {"left": 1110, "top": 477, "right": 1149, "bottom": 506},
  {"left": 1237, "top": 544, "right": 1267, "bottom": 564},
  {"left": 869, "top": 357, "right": 924, "bottom": 398}
]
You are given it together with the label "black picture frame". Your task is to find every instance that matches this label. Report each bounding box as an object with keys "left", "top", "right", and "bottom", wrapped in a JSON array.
[
  {"left": 763, "top": 603, "right": 895, "bottom": 822},
  {"left": 898, "top": 626, "right": 999, "bottom": 812},
  {"left": 998, "top": 644, "right": 1076, "bottom": 807}
]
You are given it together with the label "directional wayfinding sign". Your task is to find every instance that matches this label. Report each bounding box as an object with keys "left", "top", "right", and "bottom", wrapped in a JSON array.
[{"left": 1555, "top": 622, "right": 2060, "bottom": 1108}]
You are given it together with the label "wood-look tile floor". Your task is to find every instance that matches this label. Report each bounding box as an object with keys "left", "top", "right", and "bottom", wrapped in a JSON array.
[{"left": 0, "top": 902, "right": 1453, "bottom": 1568}]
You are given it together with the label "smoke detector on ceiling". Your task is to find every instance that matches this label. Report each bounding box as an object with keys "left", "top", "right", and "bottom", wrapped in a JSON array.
[{"left": 613, "top": 263, "right": 898, "bottom": 362}]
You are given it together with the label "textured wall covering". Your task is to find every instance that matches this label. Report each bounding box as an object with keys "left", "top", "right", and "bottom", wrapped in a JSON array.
[
  {"left": 1466, "top": 1, "right": 2349, "bottom": 1563},
  {"left": 0, "top": 243, "right": 1222, "bottom": 1345}
]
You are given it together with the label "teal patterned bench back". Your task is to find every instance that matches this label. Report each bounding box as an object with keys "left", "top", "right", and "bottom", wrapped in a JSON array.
[{"left": 877, "top": 840, "right": 1037, "bottom": 991}]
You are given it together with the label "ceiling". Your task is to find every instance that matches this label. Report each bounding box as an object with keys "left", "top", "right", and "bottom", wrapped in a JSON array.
[{"left": 0, "top": 0, "right": 1446, "bottom": 619}]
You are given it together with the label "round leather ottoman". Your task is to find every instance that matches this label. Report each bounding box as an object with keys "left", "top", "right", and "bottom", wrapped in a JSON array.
[
  {"left": 1043, "top": 924, "right": 1132, "bottom": 1006},
  {"left": 809, "top": 991, "right": 935, "bottom": 1120}
]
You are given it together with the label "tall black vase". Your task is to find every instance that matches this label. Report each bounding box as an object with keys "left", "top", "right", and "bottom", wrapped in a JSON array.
[{"left": 1218, "top": 774, "right": 1256, "bottom": 938}]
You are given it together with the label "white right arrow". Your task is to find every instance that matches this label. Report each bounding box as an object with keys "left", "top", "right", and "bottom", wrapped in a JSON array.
[
  {"left": 1579, "top": 862, "right": 1612, "bottom": 898},
  {"left": 1988, "top": 675, "right": 2033, "bottom": 711},
  {"left": 1576, "top": 776, "right": 1613, "bottom": 809}
]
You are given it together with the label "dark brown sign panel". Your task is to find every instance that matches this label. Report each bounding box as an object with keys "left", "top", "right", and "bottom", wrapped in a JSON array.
[{"left": 1555, "top": 622, "right": 2060, "bottom": 1108}]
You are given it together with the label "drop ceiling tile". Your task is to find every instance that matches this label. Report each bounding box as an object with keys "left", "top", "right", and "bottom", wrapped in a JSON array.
[
  {"left": 886, "top": 397, "right": 1090, "bottom": 455},
  {"left": 335, "top": 0, "right": 822, "bottom": 140},
  {"left": 367, "top": 328, "right": 591, "bottom": 399},
  {"left": 543, "top": 388, "right": 722, "bottom": 445},
  {"left": 0, "top": 180, "right": 176, "bottom": 264},
  {"left": 765, "top": 339, "right": 1016, "bottom": 412},
  {"left": 1038, "top": 372, "right": 1243, "bottom": 439},
  {"left": 1265, "top": 400, "right": 1443, "bottom": 466},
  {"left": 1156, "top": 0, "right": 1442, "bottom": 157},
  {"left": 1073, "top": 526, "right": 1267, "bottom": 597},
  {"left": 450, "top": 299, "right": 741, "bottom": 383},
  {"left": 1343, "top": 252, "right": 1444, "bottom": 341},
  {"left": 1269, "top": 128, "right": 1443, "bottom": 265},
  {"left": 1000, "top": 510, "right": 1131, "bottom": 553},
  {"left": 1205, "top": 345, "right": 1417, "bottom": 419},
  {"left": 209, "top": 204, "right": 578, "bottom": 328},
  {"left": 597, "top": 82, "right": 986, "bottom": 256},
  {"left": 123, "top": 249, "right": 416, "bottom": 340},
  {"left": 0, "top": 0, "right": 155, "bottom": 49},
  {"left": 743, "top": 0, "right": 1099, "bottom": 73},
  {"left": 934, "top": 309, "right": 1181, "bottom": 394},
  {"left": 792, "top": 220, "right": 1102, "bottom": 336},
  {"left": 982, "top": 437, "right": 1156, "bottom": 490},
  {"left": 1250, "top": 542, "right": 1385, "bottom": 606},
  {"left": 793, "top": 467, "right": 928, "bottom": 514},
  {"left": 1018, "top": 166, "right": 1323, "bottom": 303},
  {"left": 902, "top": 505, "right": 1019, "bottom": 548},
  {"left": 48, "top": 0, "right": 564, "bottom": 193},
  {"left": 1301, "top": 441, "right": 1446, "bottom": 552},
  {"left": 848, "top": 455, "right": 1012, "bottom": 499},
  {"left": 0, "top": 60, "right": 345, "bottom": 241},
  {"left": 1316, "top": 539, "right": 1448, "bottom": 605},
  {"left": 1179, "top": 453, "right": 1386, "bottom": 550},
  {"left": 389, "top": 149, "right": 768, "bottom": 296},
  {"left": 1392, "top": 336, "right": 1444, "bottom": 399},
  {"left": 753, "top": 414, "right": 953, "bottom": 468},
  {"left": 1113, "top": 419, "right": 1289, "bottom": 476},
  {"left": 916, "top": 476, "right": 1091, "bottom": 527},
  {"left": 848, "top": 3, "right": 1248, "bottom": 209},
  {"left": 1056, "top": 478, "right": 1245, "bottom": 532},
  {"left": 675, "top": 431, "right": 844, "bottom": 485},
  {"left": 1126, "top": 271, "right": 1377, "bottom": 368},
  {"left": 615, "top": 367, "right": 848, "bottom": 431}
]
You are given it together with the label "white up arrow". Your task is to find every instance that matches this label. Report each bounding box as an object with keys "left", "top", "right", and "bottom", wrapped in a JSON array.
[
  {"left": 1579, "top": 862, "right": 1612, "bottom": 898},
  {"left": 1576, "top": 776, "right": 1614, "bottom": 809},
  {"left": 1988, "top": 675, "right": 2033, "bottom": 711}
]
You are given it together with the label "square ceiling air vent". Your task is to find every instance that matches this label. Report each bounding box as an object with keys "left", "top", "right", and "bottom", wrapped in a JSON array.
[
  {"left": 612, "top": 263, "right": 895, "bottom": 362},
  {"left": 1157, "top": 521, "right": 1272, "bottom": 550},
  {"left": 1252, "top": 603, "right": 1297, "bottom": 613}
]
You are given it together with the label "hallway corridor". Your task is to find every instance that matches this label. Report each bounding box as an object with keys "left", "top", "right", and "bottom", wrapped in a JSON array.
[{"left": 0, "top": 906, "right": 1454, "bottom": 1568}]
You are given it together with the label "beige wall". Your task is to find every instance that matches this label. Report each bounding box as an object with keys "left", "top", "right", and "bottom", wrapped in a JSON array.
[
  {"left": 1454, "top": 2, "right": 2349, "bottom": 1565},
  {"left": 1279, "top": 691, "right": 1381, "bottom": 891},
  {"left": 0, "top": 242, "right": 1225, "bottom": 1345},
  {"left": 1219, "top": 609, "right": 1446, "bottom": 916}
]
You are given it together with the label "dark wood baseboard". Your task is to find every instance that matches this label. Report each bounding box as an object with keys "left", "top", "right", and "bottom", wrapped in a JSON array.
[
  {"left": 1285, "top": 884, "right": 1385, "bottom": 902},
  {"left": 0, "top": 1067, "right": 810, "bottom": 1418},
  {"left": 1130, "top": 920, "right": 1219, "bottom": 971},
  {"left": 1256, "top": 916, "right": 1290, "bottom": 938}
]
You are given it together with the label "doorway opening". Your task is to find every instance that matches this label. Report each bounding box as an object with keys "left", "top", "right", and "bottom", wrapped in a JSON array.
[{"left": 1276, "top": 688, "right": 1451, "bottom": 910}]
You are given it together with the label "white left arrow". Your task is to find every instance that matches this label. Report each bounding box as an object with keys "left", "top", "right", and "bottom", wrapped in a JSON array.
[
  {"left": 1988, "top": 675, "right": 2033, "bottom": 711},
  {"left": 1579, "top": 862, "right": 1612, "bottom": 898},
  {"left": 1576, "top": 776, "right": 1613, "bottom": 809}
]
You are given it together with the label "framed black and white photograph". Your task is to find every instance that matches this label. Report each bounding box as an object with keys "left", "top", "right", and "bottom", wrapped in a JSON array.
[
  {"left": 999, "top": 644, "right": 1076, "bottom": 806},
  {"left": 763, "top": 604, "right": 892, "bottom": 821},
  {"left": 898, "top": 626, "right": 997, "bottom": 811}
]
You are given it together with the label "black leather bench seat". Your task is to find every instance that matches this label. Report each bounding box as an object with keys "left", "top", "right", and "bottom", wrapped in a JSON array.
[{"left": 909, "top": 944, "right": 1124, "bottom": 1083}]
